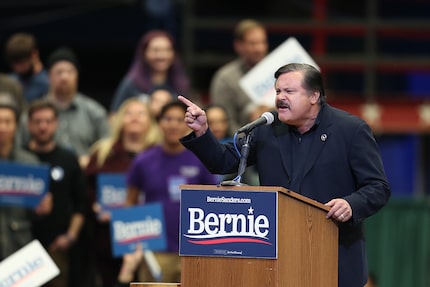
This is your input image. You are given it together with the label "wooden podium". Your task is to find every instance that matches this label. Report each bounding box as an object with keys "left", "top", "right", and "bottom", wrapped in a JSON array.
[{"left": 180, "top": 185, "right": 338, "bottom": 287}]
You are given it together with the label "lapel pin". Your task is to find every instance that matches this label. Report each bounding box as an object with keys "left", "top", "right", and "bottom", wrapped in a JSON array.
[{"left": 320, "top": 133, "right": 327, "bottom": 142}]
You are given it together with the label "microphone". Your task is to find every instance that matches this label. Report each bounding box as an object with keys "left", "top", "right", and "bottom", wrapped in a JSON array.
[{"left": 237, "top": 111, "right": 276, "bottom": 134}]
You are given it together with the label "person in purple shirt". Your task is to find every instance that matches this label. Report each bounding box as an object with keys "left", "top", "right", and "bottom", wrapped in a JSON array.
[{"left": 126, "top": 101, "right": 217, "bottom": 283}]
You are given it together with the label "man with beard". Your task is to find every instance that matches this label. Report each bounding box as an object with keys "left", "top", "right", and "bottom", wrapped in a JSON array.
[
  {"left": 26, "top": 99, "right": 86, "bottom": 287},
  {"left": 5, "top": 33, "right": 49, "bottom": 104},
  {"left": 178, "top": 63, "right": 391, "bottom": 287},
  {"left": 18, "top": 47, "right": 110, "bottom": 168}
]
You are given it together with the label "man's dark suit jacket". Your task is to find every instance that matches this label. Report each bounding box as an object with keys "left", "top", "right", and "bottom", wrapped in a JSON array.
[{"left": 181, "top": 103, "right": 390, "bottom": 287}]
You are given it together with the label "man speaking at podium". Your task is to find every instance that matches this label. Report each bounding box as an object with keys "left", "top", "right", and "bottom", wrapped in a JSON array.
[{"left": 178, "top": 63, "right": 390, "bottom": 287}]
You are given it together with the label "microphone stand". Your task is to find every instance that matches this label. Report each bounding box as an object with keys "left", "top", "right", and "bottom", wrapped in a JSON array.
[{"left": 220, "top": 132, "right": 252, "bottom": 186}]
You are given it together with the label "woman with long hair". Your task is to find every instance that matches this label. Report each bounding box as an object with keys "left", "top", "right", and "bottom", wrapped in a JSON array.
[
  {"left": 85, "top": 97, "right": 162, "bottom": 287},
  {"left": 110, "top": 30, "right": 189, "bottom": 112}
]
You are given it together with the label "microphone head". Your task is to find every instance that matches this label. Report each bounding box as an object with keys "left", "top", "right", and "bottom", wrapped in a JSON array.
[{"left": 261, "top": 111, "right": 276, "bottom": 125}]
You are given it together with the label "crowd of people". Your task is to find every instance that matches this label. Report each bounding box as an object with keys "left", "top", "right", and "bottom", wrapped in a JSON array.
[
  {"left": 0, "top": 17, "right": 389, "bottom": 287},
  {"left": 0, "top": 19, "right": 271, "bottom": 287}
]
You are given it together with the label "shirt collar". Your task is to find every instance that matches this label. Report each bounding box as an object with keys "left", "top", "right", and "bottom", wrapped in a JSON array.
[
  {"left": 288, "top": 103, "right": 325, "bottom": 135},
  {"left": 47, "top": 94, "right": 79, "bottom": 111}
]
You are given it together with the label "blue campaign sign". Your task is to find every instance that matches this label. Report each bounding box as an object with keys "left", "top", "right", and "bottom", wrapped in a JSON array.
[
  {"left": 110, "top": 203, "right": 167, "bottom": 257},
  {"left": 180, "top": 188, "right": 278, "bottom": 259},
  {"left": 97, "top": 173, "right": 127, "bottom": 209},
  {"left": 0, "top": 161, "right": 50, "bottom": 208}
]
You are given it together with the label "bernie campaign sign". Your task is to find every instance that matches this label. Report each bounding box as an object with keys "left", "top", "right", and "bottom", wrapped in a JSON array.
[
  {"left": 180, "top": 188, "right": 278, "bottom": 259},
  {"left": 110, "top": 203, "right": 167, "bottom": 257},
  {"left": 97, "top": 173, "right": 144, "bottom": 209},
  {"left": 0, "top": 161, "right": 50, "bottom": 208},
  {"left": 97, "top": 173, "right": 128, "bottom": 209},
  {"left": 0, "top": 240, "right": 59, "bottom": 287}
]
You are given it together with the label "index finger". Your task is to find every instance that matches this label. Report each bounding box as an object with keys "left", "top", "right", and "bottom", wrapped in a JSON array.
[
  {"left": 178, "top": 95, "right": 200, "bottom": 109},
  {"left": 135, "top": 242, "right": 143, "bottom": 251}
]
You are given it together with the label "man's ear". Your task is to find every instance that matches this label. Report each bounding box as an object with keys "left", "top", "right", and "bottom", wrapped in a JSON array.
[{"left": 310, "top": 91, "right": 320, "bottom": 104}]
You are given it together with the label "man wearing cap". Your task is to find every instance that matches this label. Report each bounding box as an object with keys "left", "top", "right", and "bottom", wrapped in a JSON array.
[
  {"left": 18, "top": 47, "right": 110, "bottom": 168},
  {"left": 0, "top": 73, "right": 26, "bottom": 115},
  {"left": 0, "top": 94, "right": 51, "bottom": 260}
]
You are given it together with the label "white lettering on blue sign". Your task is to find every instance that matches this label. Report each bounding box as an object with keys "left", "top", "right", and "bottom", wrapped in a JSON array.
[
  {"left": 101, "top": 185, "right": 126, "bottom": 205},
  {"left": 185, "top": 207, "right": 269, "bottom": 239},
  {"left": 113, "top": 217, "right": 162, "bottom": 243},
  {"left": 0, "top": 175, "right": 45, "bottom": 195}
]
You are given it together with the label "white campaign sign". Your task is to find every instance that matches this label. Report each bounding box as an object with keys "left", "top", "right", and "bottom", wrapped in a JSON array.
[
  {"left": 239, "top": 37, "right": 320, "bottom": 106},
  {"left": 0, "top": 240, "right": 60, "bottom": 287}
]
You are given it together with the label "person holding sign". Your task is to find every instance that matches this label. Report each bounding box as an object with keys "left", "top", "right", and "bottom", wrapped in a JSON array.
[
  {"left": 0, "top": 94, "right": 48, "bottom": 261},
  {"left": 209, "top": 19, "right": 272, "bottom": 185},
  {"left": 85, "top": 97, "right": 162, "bottom": 287},
  {"left": 178, "top": 63, "right": 391, "bottom": 287},
  {"left": 209, "top": 19, "right": 271, "bottom": 133},
  {"left": 26, "top": 99, "right": 86, "bottom": 287},
  {"left": 126, "top": 101, "right": 218, "bottom": 283},
  {"left": 114, "top": 244, "right": 144, "bottom": 287}
]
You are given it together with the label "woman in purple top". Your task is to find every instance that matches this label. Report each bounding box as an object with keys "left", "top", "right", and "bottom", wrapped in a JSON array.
[{"left": 126, "top": 101, "right": 217, "bottom": 283}]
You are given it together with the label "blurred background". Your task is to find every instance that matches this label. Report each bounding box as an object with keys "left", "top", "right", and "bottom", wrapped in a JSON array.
[{"left": 1, "top": 0, "right": 430, "bottom": 286}]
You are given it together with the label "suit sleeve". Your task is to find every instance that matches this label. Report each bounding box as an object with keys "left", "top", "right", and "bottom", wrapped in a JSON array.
[
  {"left": 344, "top": 122, "right": 391, "bottom": 224},
  {"left": 181, "top": 130, "right": 241, "bottom": 175}
]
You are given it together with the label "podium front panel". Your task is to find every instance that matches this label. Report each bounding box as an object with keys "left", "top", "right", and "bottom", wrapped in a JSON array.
[{"left": 180, "top": 187, "right": 278, "bottom": 259}]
